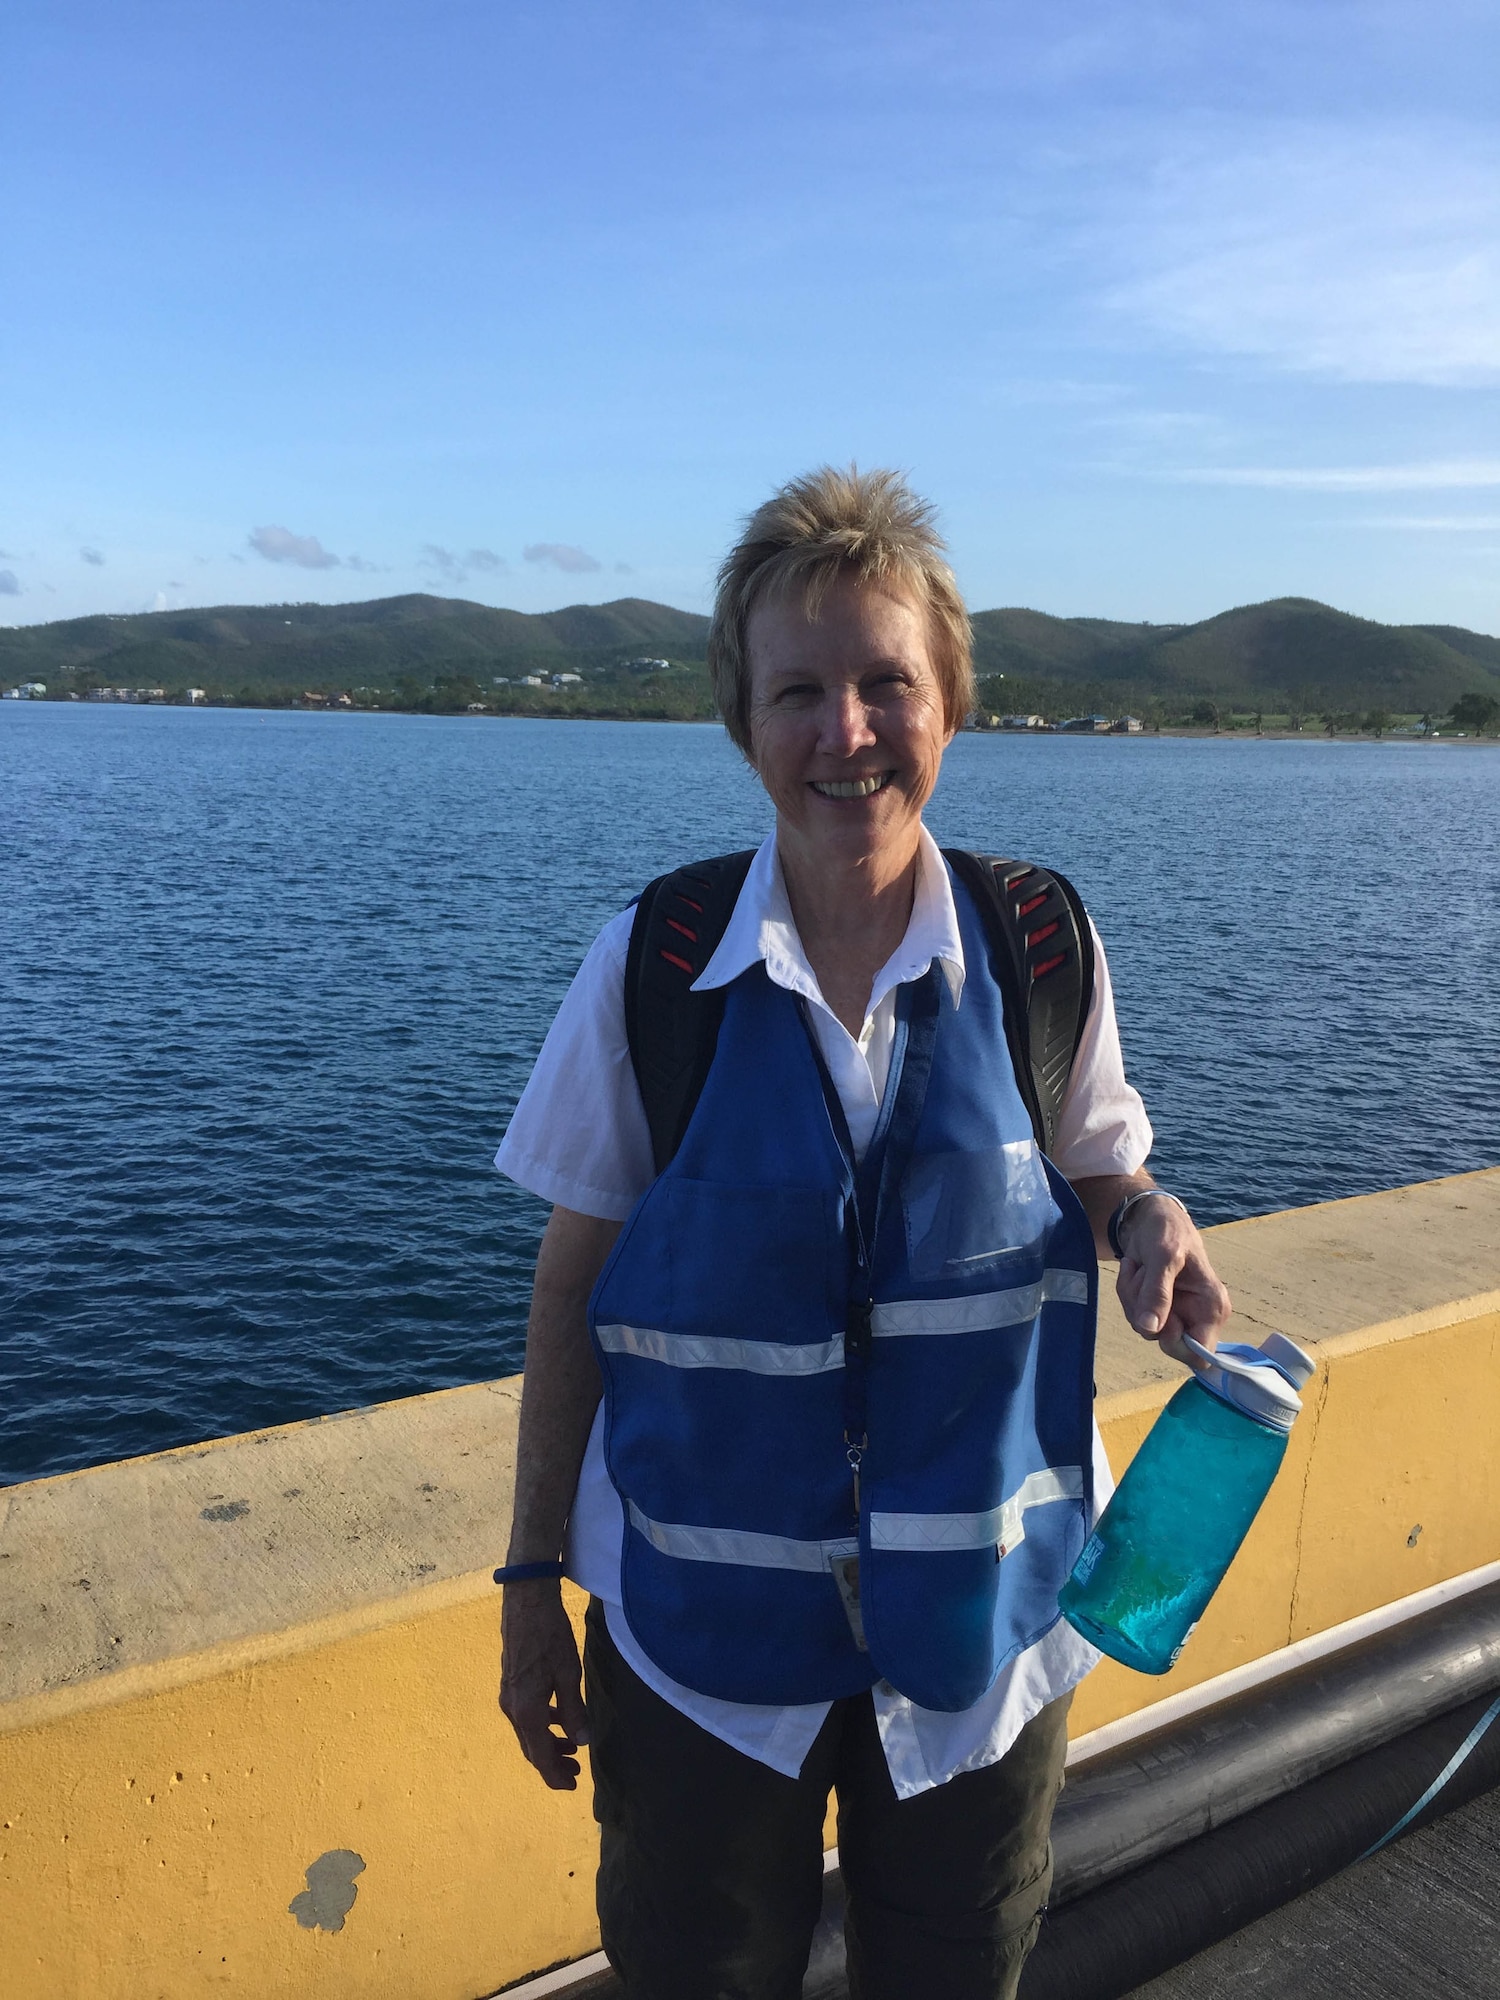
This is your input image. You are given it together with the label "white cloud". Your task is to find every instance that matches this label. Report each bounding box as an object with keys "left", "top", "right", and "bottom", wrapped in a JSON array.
[
  {"left": 1173, "top": 460, "right": 1500, "bottom": 491},
  {"left": 1107, "top": 124, "right": 1500, "bottom": 385},
  {"left": 418, "top": 544, "right": 506, "bottom": 584},
  {"left": 80, "top": 546, "right": 105, "bottom": 566},
  {"left": 0, "top": 570, "right": 19, "bottom": 595},
  {"left": 421, "top": 543, "right": 465, "bottom": 581},
  {"left": 524, "top": 542, "right": 603, "bottom": 573},
  {"left": 249, "top": 524, "right": 341, "bottom": 568}
]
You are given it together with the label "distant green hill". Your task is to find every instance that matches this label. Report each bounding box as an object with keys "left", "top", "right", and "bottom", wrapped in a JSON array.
[
  {"left": 0, "top": 594, "right": 712, "bottom": 692},
  {"left": 970, "top": 598, "right": 1500, "bottom": 714},
  {"left": 5, "top": 591, "right": 1497, "bottom": 720}
]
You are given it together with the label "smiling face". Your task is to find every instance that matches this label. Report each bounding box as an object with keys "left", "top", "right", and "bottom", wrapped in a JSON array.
[{"left": 745, "top": 572, "right": 955, "bottom": 879}]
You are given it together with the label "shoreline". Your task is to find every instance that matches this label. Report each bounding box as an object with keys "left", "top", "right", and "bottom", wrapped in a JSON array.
[{"left": 7, "top": 702, "right": 1497, "bottom": 744}]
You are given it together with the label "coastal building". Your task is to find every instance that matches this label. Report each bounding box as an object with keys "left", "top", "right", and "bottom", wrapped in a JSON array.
[
  {"left": 551, "top": 673, "right": 582, "bottom": 686},
  {"left": 1002, "top": 713, "right": 1047, "bottom": 730},
  {"left": 185, "top": 689, "right": 207, "bottom": 704},
  {"left": 1061, "top": 715, "right": 1112, "bottom": 733},
  {"left": 4, "top": 682, "right": 48, "bottom": 699},
  {"left": 518, "top": 675, "right": 544, "bottom": 688},
  {"left": 1111, "top": 715, "right": 1144, "bottom": 733}
]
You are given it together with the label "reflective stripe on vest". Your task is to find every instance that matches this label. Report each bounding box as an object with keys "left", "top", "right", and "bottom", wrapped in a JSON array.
[
  {"left": 596, "top": 1323, "right": 845, "bottom": 1375},
  {"left": 627, "top": 1467, "right": 1083, "bottom": 1570},
  {"left": 627, "top": 1500, "right": 857, "bottom": 1573},
  {"left": 869, "top": 1466, "right": 1086, "bottom": 1556},
  {"left": 595, "top": 1267, "right": 1090, "bottom": 1375}
]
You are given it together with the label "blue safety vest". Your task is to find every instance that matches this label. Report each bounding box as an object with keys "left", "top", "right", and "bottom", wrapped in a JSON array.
[{"left": 589, "top": 867, "right": 1098, "bottom": 1713}]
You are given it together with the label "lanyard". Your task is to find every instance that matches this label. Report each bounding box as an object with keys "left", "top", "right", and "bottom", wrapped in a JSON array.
[{"left": 801, "top": 970, "right": 942, "bottom": 1519}]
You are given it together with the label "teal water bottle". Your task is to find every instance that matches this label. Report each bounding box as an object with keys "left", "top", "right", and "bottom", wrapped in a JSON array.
[{"left": 1059, "top": 1332, "right": 1316, "bottom": 1674}]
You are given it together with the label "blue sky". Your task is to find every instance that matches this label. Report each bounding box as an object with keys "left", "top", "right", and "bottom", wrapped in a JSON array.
[{"left": 4, "top": 0, "right": 1498, "bottom": 630}]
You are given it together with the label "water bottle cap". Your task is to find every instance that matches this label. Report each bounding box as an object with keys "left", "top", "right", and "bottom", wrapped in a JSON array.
[
  {"left": 1259, "top": 1330, "right": 1317, "bottom": 1389},
  {"left": 1182, "top": 1335, "right": 1314, "bottom": 1431}
]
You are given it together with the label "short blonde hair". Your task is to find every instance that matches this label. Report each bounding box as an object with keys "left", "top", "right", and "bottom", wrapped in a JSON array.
[{"left": 707, "top": 465, "right": 975, "bottom": 753}]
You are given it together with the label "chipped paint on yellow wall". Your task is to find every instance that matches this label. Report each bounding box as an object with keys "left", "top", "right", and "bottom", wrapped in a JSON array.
[{"left": 1, "top": 1589, "right": 598, "bottom": 2000}]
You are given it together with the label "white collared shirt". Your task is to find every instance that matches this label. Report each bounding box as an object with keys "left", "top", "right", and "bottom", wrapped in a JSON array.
[{"left": 496, "top": 826, "right": 1152, "bottom": 1796}]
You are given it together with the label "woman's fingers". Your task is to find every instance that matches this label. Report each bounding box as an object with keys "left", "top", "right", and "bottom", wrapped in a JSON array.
[
  {"left": 500, "top": 1588, "right": 588, "bottom": 1791},
  {"left": 1117, "top": 1226, "right": 1232, "bottom": 1357},
  {"left": 554, "top": 1662, "right": 592, "bottom": 1750},
  {"left": 1130, "top": 1247, "right": 1181, "bottom": 1335}
]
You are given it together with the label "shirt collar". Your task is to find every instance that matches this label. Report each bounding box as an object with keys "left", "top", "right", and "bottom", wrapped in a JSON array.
[{"left": 692, "top": 824, "right": 966, "bottom": 1013}]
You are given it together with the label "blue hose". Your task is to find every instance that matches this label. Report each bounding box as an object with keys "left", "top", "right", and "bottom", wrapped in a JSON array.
[{"left": 1356, "top": 1688, "right": 1500, "bottom": 1861}]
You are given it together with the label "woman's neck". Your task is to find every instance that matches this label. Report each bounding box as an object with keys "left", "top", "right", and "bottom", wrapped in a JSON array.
[{"left": 777, "top": 825, "right": 922, "bottom": 1038}]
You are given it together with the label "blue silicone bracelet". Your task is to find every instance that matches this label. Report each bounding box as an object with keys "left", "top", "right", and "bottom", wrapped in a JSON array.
[{"left": 493, "top": 1560, "right": 566, "bottom": 1585}]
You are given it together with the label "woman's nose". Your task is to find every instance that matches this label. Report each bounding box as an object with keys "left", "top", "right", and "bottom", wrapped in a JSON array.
[{"left": 816, "top": 686, "right": 877, "bottom": 755}]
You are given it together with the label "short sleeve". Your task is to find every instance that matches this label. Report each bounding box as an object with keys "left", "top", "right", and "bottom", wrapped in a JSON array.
[
  {"left": 494, "top": 908, "right": 655, "bottom": 1221},
  {"left": 1047, "top": 920, "right": 1153, "bottom": 1182}
]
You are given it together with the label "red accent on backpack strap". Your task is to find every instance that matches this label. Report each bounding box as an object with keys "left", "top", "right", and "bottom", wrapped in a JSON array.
[
  {"left": 666, "top": 918, "right": 699, "bottom": 942},
  {"left": 659, "top": 949, "right": 695, "bottom": 974},
  {"left": 1031, "top": 952, "right": 1066, "bottom": 979},
  {"left": 1026, "top": 920, "right": 1061, "bottom": 948},
  {"left": 1016, "top": 892, "right": 1048, "bottom": 919}
]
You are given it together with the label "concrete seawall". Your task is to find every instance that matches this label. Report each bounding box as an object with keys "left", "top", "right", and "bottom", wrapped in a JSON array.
[{"left": 3, "top": 1170, "right": 1498, "bottom": 1999}]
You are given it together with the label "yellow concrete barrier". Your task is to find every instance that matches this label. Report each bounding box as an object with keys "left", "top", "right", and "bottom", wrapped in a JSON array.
[{"left": 3, "top": 1169, "right": 1498, "bottom": 1998}]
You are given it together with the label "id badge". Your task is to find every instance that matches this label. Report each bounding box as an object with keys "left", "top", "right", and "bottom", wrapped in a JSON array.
[{"left": 829, "top": 1551, "right": 868, "bottom": 1651}]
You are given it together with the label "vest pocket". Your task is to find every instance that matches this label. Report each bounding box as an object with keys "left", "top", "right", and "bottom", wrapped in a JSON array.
[
  {"left": 661, "top": 1177, "right": 843, "bottom": 1342},
  {"left": 902, "top": 1141, "right": 1061, "bottom": 1281}
]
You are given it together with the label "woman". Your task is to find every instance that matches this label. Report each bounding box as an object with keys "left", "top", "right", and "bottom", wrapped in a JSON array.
[{"left": 496, "top": 468, "right": 1231, "bottom": 2000}]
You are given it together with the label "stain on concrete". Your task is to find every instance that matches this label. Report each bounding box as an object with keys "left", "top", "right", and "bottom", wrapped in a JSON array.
[
  {"left": 289, "top": 1849, "right": 365, "bottom": 1932},
  {"left": 200, "top": 1500, "right": 250, "bottom": 1522}
]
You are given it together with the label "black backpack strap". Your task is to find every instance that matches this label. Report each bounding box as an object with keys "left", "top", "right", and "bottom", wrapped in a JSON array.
[
  {"left": 943, "top": 851, "right": 1095, "bottom": 1156},
  {"left": 625, "top": 850, "right": 757, "bottom": 1175}
]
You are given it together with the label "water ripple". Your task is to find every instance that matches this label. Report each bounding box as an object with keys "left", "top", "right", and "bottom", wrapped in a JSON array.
[{"left": 2, "top": 707, "right": 1496, "bottom": 1482}]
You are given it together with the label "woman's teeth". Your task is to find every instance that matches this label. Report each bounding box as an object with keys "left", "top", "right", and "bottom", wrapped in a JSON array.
[{"left": 811, "top": 774, "right": 891, "bottom": 799}]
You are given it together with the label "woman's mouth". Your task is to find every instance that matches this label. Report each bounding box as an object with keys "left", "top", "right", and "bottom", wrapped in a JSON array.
[{"left": 810, "top": 772, "right": 894, "bottom": 800}]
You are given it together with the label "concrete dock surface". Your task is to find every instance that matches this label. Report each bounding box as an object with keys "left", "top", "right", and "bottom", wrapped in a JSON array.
[{"left": 1125, "top": 1781, "right": 1500, "bottom": 2000}]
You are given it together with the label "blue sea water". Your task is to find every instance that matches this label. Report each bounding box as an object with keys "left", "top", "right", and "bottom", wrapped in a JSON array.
[{"left": 3, "top": 704, "right": 1497, "bottom": 1485}]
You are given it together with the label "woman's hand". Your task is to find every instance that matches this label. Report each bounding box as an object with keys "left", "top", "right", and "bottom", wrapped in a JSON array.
[
  {"left": 499, "top": 1579, "right": 591, "bottom": 1790},
  {"left": 499, "top": 1205, "right": 620, "bottom": 1790},
  {"left": 1114, "top": 1195, "right": 1232, "bottom": 1363}
]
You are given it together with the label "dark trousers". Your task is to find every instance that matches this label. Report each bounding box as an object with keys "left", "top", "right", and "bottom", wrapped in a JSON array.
[{"left": 583, "top": 1599, "right": 1070, "bottom": 2000}]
